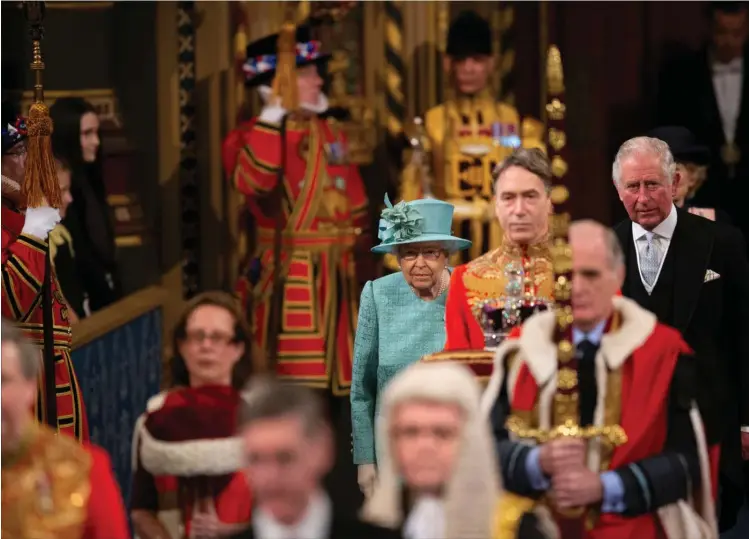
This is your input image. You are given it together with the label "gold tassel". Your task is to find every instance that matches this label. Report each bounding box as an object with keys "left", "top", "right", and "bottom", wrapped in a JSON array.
[
  {"left": 271, "top": 19, "right": 299, "bottom": 111},
  {"left": 21, "top": 101, "right": 62, "bottom": 210}
]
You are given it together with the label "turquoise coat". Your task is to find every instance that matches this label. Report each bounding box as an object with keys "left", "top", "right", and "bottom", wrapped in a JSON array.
[{"left": 350, "top": 271, "right": 449, "bottom": 465}]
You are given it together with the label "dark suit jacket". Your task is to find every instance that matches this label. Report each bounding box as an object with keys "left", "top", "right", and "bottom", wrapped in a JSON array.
[
  {"left": 655, "top": 46, "right": 749, "bottom": 243},
  {"left": 227, "top": 512, "right": 402, "bottom": 539},
  {"left": 615, "top": 209, "right": 749, "bottom": 481}
]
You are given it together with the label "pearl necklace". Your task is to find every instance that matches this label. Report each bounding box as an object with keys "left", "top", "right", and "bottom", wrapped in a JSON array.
[{"left": 410, "top": 269, "right": 449, "bottom": 301}]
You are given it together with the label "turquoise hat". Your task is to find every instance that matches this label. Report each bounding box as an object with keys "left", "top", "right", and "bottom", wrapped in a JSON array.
[{"left": 371, "top": 195, "right": 472, "bottom": 254}]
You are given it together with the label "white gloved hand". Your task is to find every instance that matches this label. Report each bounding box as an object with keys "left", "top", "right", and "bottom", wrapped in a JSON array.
[
  {"left": 357, "top": 463, "right": 377, "bottom": 499},
  {"left": 21, "top": 206, "right": 61, "bottom": 241},
  {"left": 258, "top": 104, "right": 287, "bottom": 126}
]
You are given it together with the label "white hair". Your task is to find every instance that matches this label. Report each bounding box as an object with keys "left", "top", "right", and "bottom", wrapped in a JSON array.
[{"left": 612, "top": 136, "right": 676, "bottom": 186}]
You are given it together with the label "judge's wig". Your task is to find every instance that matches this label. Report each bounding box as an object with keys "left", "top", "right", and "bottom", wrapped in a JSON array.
[{"left": 361, "top": 361, "right": 500, "bottom": 539}]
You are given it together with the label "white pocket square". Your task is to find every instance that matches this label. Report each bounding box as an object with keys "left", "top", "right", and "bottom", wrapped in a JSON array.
[{"left": 704, "top": 269, "right": 720, "bottom": 283}]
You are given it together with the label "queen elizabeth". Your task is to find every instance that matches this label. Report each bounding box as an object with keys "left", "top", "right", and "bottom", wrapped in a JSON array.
[{"left": 350, "top": 195, "right": 471, "bottom": 499}]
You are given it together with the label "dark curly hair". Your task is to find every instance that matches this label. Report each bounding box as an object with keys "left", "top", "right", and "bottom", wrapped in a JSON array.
[{"left": 169, "top": 291, "right": 256, "bottom": 389}]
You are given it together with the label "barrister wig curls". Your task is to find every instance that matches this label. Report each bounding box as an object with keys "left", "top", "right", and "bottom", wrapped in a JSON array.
[
  {"left": 169, "top": 290, "right": 257, "bottom": 390},
  {"left": 446, "top": 10, "right": 493, "bottom": 58}
]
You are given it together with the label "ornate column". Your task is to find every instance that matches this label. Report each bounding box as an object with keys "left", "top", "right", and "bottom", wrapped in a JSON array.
[
  {"left": 176, "top": 1, "right": 199, "bottom": 299},
  {"left": 384, "top": 0, "right": 405, "bottom": 178},
  {"left": 497, "top": 1, "right": 516, "bottom": 106}
]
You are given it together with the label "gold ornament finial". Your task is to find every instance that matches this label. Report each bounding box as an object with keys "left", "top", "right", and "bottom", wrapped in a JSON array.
[
  {"left": 271, "top": 8, "right": 300, "bottom": 111},
  {"left": 21, "top": 0, "right": 61, "bottom": 210},
  {"left": 546, "top": 45, "right": 565, "bottom": 97}
]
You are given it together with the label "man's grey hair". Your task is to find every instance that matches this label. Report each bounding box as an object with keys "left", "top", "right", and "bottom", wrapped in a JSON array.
[
  {"left": 570, "top": 219, "right": 625, "bottom": 270},
  {"left": 1, "top": 319, "right": 40, "bottom": 381},
  {"left": 612, "top": 136, "right": 676, "bottom": 186},
  {"left": 493, "top": 147, "right": 552, "bottom": 194},
  {"left": 238, "top": 376, "right": 328, "bottom": 436}
]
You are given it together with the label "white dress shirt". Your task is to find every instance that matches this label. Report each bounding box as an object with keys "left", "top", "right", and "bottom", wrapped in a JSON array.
[
  {"left": 712, "top": 57, "right": 743, "bottom": 142},
  {"left": 403, "top": 496, "right": 446, "bottom": 539},
  {"left": 631, "top": 205, "right": 678, "bottom": 293},
  {"left": 252, "top": 492, "right": 331, "bottom": 539}
]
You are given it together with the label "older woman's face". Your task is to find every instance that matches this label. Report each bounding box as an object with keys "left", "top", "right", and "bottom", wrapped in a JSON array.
[{"left": 397, "top": 242, "right": 448, "bottom": 291}]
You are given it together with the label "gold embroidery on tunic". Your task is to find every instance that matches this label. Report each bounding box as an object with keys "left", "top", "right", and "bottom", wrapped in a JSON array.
[
  {"left": 2, "top": 425, "right": 91, "bottom": 539},
  {"left": 462, "top": 241, "right": 554, "bottom": 321}
]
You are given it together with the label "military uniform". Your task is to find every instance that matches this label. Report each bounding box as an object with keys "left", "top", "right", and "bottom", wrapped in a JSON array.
[{"left": 399, "top": 11, "right": 545, "bottom": 263}]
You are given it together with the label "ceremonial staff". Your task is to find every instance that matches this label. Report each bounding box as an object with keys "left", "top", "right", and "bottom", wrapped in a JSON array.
[{"left": 22, "top": 0, "right": 63, "bottom": 429}]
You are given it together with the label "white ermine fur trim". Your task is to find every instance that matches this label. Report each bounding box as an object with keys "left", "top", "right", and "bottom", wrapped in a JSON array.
[
  {"left": 362, "top": 362, "right": 500, "bottom": 539},
  {"left": 482, "top": 296, "right": 657, "bottom": 420},
  {"left": 657, "top": 403, "right": 717, "bottom": 539},
  {"left": 139, "top": 426, "right": 245, "bottom": 477}
]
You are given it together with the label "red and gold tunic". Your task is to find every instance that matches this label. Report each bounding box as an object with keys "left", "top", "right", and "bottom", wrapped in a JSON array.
[
  {"left": 444, "top": 239, "right": 554, "bottom": 352},
  {"left": 1, "top": 204, "right": 88, "bottom": 441},
  {"left": 223, "top": 115, "right": 370, "bottom": 394},
  {"left": 2, "top": 423, "right": 129, "bottom": 539}
]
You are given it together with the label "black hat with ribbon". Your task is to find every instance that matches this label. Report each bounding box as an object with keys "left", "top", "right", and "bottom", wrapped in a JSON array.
[
  {"left": 446, "top": 10, "right": 492, "bottom": 58},
  {"left": 2, "top": 101, "right": 28, "bottom": 155},
  {"left": 648, "top": 126, "right": 710, "bottom": 166},
  {"left": 242, "top": 24, "right": 331, "bottom": 88}
]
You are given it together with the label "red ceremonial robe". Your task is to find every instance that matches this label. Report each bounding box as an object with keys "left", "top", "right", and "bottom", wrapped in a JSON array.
[
  {"left": 1, "top": 203, "right": 89, "bottom": 442},
  {"left": 510, "top": 322, "right": 696, "bottom": 538},
  {"left": 223, "top": 115, "right": 370, "bottom": 393},
  {"left": 132, "top": 386, "right": 252, "bottom": 537}
]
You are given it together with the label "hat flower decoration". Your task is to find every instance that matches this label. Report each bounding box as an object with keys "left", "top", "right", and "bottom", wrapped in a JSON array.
[
  {"left": 371, "top": 194, "right": 472, "bottom": 254},
  {"left": 378, "top": 195, "right": 424, "bottom": 244}
]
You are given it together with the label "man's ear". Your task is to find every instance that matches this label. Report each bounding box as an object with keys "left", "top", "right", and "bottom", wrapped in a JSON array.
[{"left": 616, "top": 265, "right": 626, "bottom": 289}]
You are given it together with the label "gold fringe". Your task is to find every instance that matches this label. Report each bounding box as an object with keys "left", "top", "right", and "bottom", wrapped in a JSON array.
[
  {"left": 271, "top": 20, "right": 299, "bottom": 111},
  {"left": 21, "top": 102, "right": 62, "bottom": 210}
]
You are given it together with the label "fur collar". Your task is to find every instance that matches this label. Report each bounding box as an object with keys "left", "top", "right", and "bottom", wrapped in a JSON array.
[{"left": 518, "top": 296, "right": 656, "bottom": 385}]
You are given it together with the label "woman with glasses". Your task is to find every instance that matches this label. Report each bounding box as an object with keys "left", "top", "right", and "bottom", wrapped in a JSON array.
[
  {"left": 351, "top": 196, "right": 471, "bottom": 500},
  {"left": 131, "top": 291, "right": 261, "bottom": 539}
]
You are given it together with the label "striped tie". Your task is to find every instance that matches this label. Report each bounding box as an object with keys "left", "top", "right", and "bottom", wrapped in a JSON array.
[{"left": 640, "top": 232, "right": 662, "bottom": 287}]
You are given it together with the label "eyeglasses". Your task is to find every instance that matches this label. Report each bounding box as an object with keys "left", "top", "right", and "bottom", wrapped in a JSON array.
[
  {"left": 184, "top": 330, "right": 235, "bottom": 346},
  {"left": 399, "top": 249, "right": 444, "bottom": 261}
]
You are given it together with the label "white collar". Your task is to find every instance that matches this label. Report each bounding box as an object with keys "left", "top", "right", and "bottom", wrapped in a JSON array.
[
  {"left": 253, "top": 491, "right": 331, "bottom": 539},
  {"left": 712, "top": 56, "right": 743, "bottom": 72},
  {"left": 257, "top": 85, "right": 330, "bottom": 114},
  {"left": 631, "top": 204, "right": 678, "bottom": 241},
  {"left": 404, "top": 496, "right": 446, "bottom": 539}
]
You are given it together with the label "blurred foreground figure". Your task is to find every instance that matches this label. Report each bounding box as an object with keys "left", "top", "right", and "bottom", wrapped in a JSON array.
[
  {"left": 483, "top": 220, "right": 717, "bottom": 539},
  {"left": 1, "top": 320, "right": 128, "bottom": 539},
  {"left": 131, "top": 292, "right": 255, "bottom": 539},
  {"left": 232, "top": 379, "right": 400, "bottom": 539},
  {"left": 361, "top": 361, "right": 552, "bottom": 539}
]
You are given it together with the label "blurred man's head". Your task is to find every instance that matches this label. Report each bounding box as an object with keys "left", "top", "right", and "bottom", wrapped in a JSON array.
[
  {"left": 569, "top": 221, "right": 625, "bottom": 332},
  {"left": 709, "top": 2, "right": 748, "bottom": 63},
  {"left": 239, "top": 379, "right": 333, "bottom": 525},
  {"left": 444, "top": 10, "right": 494, "bottom": 96},
  {"left": 362, "top": 362, "right": 499, "bottom": 536},
  {"left": 613, "top": 137, "right": 679, "bottom": 231},
  {"left": 493, "top": 148, "right": 552, "bottom": 245},
  {"left": 1, "top": 321, "right": 39, "bottom": 451}
]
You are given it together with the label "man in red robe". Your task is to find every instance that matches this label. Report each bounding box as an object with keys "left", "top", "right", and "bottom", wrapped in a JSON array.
[
  {"left": 483, "top": 220, "right": 716, "bottom": 539},
  {"left": 222, "top": 25, "right": 371, "bottom": 394},
  {"left": 443, "top": 147, "right": 554, "bottom": 352},
  {"left": 1, "top": 321, "right": 128, "bottom": 539},
  {"left": 2, "top": 103, "right": 88, "bottom": 441}
]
